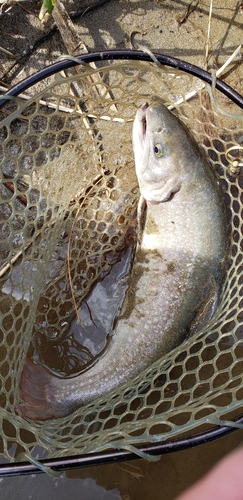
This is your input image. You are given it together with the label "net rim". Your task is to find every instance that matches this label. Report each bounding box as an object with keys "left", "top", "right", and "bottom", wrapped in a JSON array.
[
  {"left": 1, "top": 49, "right": 243, "bottom": 109},
  {"left": 0, "top": 413, "right": 242, "bottom": 477}
]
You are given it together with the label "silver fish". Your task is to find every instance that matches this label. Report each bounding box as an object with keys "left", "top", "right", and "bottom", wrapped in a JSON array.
[{"left": 18, "top": 102, "right": 228, "bottom": 420}]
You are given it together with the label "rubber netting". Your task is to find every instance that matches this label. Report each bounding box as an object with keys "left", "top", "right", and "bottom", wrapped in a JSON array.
[{"left": 0, "top": 60, "right": 243, "bottom": 463}]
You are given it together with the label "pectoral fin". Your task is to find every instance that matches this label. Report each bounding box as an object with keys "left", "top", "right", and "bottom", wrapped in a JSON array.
[{"left": 189, "top": 276, "right": 220, "bottom": 335}]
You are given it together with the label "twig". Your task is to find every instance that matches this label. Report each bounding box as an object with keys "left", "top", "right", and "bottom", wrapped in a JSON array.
[
  {"left": 71, "top": 0, "right": 112, "bottom": 20},
  {"left": 67, "top": 175, "right": 104, "bottom": 323},
  {"left": 0, "top": 84, "right": 125, "bottom": 120},
  {"left": 168, "top": 44, "right": 241, "bottom": 110},
  {"left": 0, "top": 45, "right": 16, "bottom": 58},
  {"left": 215, "top": 44, "right": 242, "bottom": 77},
  {"left": 3, "top": 181, "right": 27, "bottom": 205},
  {"left": 17, "top": 2, "right": 38, "bottom": 16},
  {"left": 176, "top": 0, "right": 200, "bottom": 26},
  {"left": 0, "top": 241, "right": 33, "bottom": 278},
  {"left": 205, "top": 0, "right": 213, "bottom": 69},
  {"left": 51, "top": 0, "right": 117, "bottom": 147}
]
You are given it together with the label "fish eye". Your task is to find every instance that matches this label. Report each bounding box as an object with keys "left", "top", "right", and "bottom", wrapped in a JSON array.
[{"left": 154, "top": 143, "right": 164, "bottom": 158}]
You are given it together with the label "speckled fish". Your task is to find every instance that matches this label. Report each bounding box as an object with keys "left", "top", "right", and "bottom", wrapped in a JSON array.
[{"left": 18, "top": 101, "right": 228, "bottom": 420}]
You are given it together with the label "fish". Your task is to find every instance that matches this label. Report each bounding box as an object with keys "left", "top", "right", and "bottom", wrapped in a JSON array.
[{"left": 18, "top": 101, "right": 228, "bottom": 420}]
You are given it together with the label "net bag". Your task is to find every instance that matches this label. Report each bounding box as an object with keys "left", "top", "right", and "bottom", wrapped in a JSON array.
[{"left": 1, "top": 51, "right": 243, "bottom": 467}]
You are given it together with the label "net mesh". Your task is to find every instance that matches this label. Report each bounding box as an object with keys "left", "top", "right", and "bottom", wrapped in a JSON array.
[{"left": 0, "top": 59, "right": 243, "bottom": 463}]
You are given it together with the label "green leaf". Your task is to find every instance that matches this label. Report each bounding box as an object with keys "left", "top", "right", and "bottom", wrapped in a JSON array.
[{"left": 43, "top": 0, "right": 55, "bottom": 15}]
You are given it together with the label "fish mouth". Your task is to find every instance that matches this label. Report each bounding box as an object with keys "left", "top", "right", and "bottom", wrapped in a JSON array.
[
  {"left": 141, "top": 102, "right": 149, "bottom": 141},
  {"left": 143, "top": 181, "right": 181, "bottom": 204},
  {"left": 162, "top": 186, "right": 180, "bottom": 202},
  {"left": 147, "top": 188, "right": 180, "bottom": 204}
]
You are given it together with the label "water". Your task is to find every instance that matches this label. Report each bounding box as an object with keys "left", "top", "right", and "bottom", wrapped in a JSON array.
[
  {"left": 0, "top": 473, "right": 121, "bottom": 500},
  {"left": 34, "top": 245, "right": 134, "bottom": 377}
]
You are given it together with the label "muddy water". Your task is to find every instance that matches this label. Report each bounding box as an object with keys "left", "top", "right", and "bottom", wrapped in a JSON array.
[
  {"left": 0, "top": 473, "right": 121, "bottom": 500},
  {"left": 34, "top": 245, "right": 134, "bottom": 377}
]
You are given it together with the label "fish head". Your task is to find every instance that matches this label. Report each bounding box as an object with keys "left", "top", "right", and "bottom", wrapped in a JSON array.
[{"left": 133, "top": 101, "right": 188, "bottom": 203}]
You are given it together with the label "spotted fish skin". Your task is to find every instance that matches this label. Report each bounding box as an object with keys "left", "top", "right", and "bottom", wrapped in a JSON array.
[{"left": 18, "top": 102, "right": 228, "bottom": 420}]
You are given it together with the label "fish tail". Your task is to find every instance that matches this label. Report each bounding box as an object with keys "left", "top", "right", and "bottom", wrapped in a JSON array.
[{"left": 18, "top": 355, "right": 63, "bottom": 420}]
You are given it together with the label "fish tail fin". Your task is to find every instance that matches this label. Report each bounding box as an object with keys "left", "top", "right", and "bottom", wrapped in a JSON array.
[{"left": 18, "top": 355, "right": 63, "bottom": 420}]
